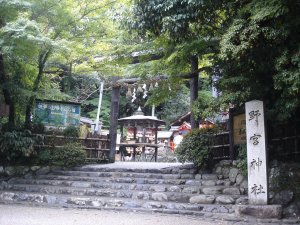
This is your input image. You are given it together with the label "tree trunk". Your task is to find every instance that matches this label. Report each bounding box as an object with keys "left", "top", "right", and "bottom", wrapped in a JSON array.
[
  {"left": 25, "top": 50, "right": 51, "bottom": 128},
  {"left": 190, "top": 55, "right": 199, "bottom": 129},
  {"left": 0, "top": 54, "right": 15, "bottom": 127}
]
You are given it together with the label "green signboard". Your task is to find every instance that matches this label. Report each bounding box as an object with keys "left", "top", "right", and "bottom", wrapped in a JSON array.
[{"left": 35, "top": 100, "right": 81, "bottom": 127}]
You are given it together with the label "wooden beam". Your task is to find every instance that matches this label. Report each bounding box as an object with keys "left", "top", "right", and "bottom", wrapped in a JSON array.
[{"left": 113, "top": 67, "right": 210, "bottom": 87}]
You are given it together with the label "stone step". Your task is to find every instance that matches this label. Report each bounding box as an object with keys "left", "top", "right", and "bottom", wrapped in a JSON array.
[
  {"left": 39, "top": 170, "right": 223, "bottom": 183},
  {"left": 0, "top": 190, "right": 237, "bottom": 215},
  {"left": 34, "top": 174, "right": 227, "bottom": 186},
  {"left": 38, "top": 174, "right": 191, "bottom": 186},
  {"left": 6, "top": 183, "right": 245, "bottom": 203},
  {"left": 50, "top": 170, "right": 197, "bottom": 180},
  {"left": 9, "top": 178, "right": 237, "bottom": 195},
  {"left": 11, "top": 175, "right": 233, "bottom": 189},
  {"left": 74, "top": 165, "right": 197, "bottom": 175}
]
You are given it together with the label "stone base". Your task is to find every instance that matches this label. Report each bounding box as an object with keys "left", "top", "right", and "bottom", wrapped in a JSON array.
[{"left": 235, "top": 204, "right": 282, "bottom": 219}]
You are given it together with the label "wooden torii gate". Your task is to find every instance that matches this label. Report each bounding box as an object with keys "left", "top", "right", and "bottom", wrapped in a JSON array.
[{"left": 107, "top": 62, "right": 206, "bottom": 162}]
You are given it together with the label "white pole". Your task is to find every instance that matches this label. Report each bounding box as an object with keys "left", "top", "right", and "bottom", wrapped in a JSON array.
[
  {"left": 152, "top": 104, "right": 155, "bottom": 117},
  {"left": 95, "top": 81, "right": 104, "bottom": 134}
]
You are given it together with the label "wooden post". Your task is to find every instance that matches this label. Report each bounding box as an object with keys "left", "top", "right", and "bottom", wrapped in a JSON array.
[
  {"left": 108, "top": 79, "right": 121, "bottom": 163},
  {"left": 154, "top": 125, "right": 158, "bottom": 162},
  {"left": 190, "top": 55, "right": 199, "bottom": 129},
  {"left": 295, "top": 120, "right": 298, "bottom": 156},
  {"left": 133, "top": 126, "right": 137, "bottom": 161},
  {"left": 228, "top": 108, "right": 234, "bottom": 160}
]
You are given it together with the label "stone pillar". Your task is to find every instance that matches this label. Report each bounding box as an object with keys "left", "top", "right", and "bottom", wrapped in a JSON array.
[{"left": 245, "top": 100, "right": 268, "bottom": 205}]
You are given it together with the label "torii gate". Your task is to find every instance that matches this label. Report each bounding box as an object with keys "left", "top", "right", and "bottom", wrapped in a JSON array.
[{"left": 107, "top": 67, "right": 204, "bottom": 162}]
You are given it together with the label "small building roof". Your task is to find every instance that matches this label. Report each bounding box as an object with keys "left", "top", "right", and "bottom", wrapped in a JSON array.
[
  {"left": 170, "top": 112, "right": 191, "bottom": 126},
  {"left": 157, "top": 131, "right": 173, "bottom": 139},
  {"left": 80, "top": 117, "right": 95, "bottom": 125}
]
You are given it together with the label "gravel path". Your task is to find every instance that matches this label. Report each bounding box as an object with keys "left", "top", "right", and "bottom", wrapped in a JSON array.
[{"left": 0, "top": 204, "right": 229, "bottom": 225}]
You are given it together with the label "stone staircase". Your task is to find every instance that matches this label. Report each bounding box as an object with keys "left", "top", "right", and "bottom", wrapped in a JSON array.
[{"left": 0, "top": 163, "right": 248, "bottom": 216}]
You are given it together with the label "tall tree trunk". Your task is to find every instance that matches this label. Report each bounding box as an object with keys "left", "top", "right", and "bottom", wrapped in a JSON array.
[
  {"left": 190, "top": 55, "right": 199, "bottom": 129},
  {"left": 0, "top": 54, "right": 15, "bottom": 128},
  {"left": 25, "top": 50, "right": 51, "bottom": 129}
]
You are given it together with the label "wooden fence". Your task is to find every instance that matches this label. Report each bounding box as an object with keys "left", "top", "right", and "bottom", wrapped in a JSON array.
[
  {"left": 211, "top": 109, "right": 300, "bottom": 161},
  {"left": 268, "top": 119, "right": 300, "bottom": 161},
  {"left": 211, "top": 131, "right": 231, "bottom": 160},
  {"left": 36, "top": 135, "right": 110, "bottom": 161}
]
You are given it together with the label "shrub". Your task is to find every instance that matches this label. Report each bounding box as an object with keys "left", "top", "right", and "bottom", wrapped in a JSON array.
[
  {"left": 0, "top": 130, "right": 35, "bottom": 165},
  {"left": 236, "top": 144, "right": 248, "bottom": 176},
  {"left": 51, "top": 143, "right": 86, "bottom": 167},
  {"left": 38, "top": 148, "right": 52, "bottom": 165},
  {"left": 175, "top": 128, "right": 215, "bottom": 169},
  {"left": 31, "top": 123, "right": 45, "bottom": 134},
  {"left": 63, "top": 126, "right": 79, "bottom": 137}
]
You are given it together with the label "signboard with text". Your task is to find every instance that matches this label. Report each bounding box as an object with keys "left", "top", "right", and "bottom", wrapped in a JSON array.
[
  {"left": 233, "top": 113, "right": 246, "bottom": 145},
  {"left": 35, "top": 100, "right": 81, "bottom": 128}
]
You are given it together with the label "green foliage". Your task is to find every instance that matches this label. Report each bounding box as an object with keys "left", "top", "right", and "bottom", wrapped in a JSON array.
[
  {"left": 62, "top": 126, "right": 79, "bottom": 138},
  {"left": 82, "top": 91, "right": 112, "bottom": 127},
  {"left": 217, "top": 0, "right": 300, "bottom": 120},
  {"left": 192, "top": 90, "right": 214, "bottom": 120},
  {"left": 1, "top": 0, "right": 130, "bottom": 128},
  {"left": 37, "top": 148, "right": 51, "bottom": 165},
  {"left": 31, "top": 123, "right": 45, "bottom": 134},
  {"left": 175, "top": 128, "right": 215, "bottom": 169},
  {"left": 155, "top": 85, "right": 190, "bottom": 125},
  {"left": 236, "top": 144, "right": 247, "bottom": 176},
  {"left": 51, "top": 143, "right": 86, "bottom": 168},
  {"left": 0, "top": 130, "right": 35, "bottom": 165}
]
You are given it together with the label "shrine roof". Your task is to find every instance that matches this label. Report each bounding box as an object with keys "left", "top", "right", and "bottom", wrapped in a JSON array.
[
  {"left": 118, "top": 107, "right": 166, "bottom": 126},
  {"left": 118, "top": 115, "right": 165, "bottom": 125}
]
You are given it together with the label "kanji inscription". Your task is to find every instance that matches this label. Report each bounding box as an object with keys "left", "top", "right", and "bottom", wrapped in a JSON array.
[{"left": 246, "top": 100, "right": 268, "bottom": 205}]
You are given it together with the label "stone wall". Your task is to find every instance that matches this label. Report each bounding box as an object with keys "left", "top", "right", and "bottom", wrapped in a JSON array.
[
  {"left": 213, "top": 159, "right": 300, "bottom": 218},
  {"left": 268, "top": 160, "right": 300, "bottom": 218},
  {"left": 0, "top": 165, "right": 51, "bottom": 180}
]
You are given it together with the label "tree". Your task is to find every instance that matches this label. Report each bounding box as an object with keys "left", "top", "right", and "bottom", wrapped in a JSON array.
[
  {"left": 155, "top": 85, "right": 190, "bottom": 126},
  {"left": 124, "top": 0, "right": 232, "bottom": 128},
  {"left": 0, "top": 0, "right": 127, "bottom": 129},
  {"left": 0, "top": 0, "right": 47, "bottom": 128},
  {"left": 217, "top": 0, "right": 300, "bottom": 120}
]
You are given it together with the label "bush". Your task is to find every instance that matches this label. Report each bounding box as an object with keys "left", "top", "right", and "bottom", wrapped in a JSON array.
[
  {"left": 51, "top": 143, "right": 86, "bottom": 167},
  {"left": 38, "top": 148, "right": 52, "bottom": 165},
  {"left": 63, "top": 126, "right": 79, "bottom": 137},
  {"left": 31, "top": 123, "right": 45, "bottom": 134},
  {"left": 175, "top": 128, "right": 215, "bottom": 169},
  {"left": 236, "top": 144, "right": 247, "bottom": 176},
  {"left": 0, "top": 130, "right": 35, "bottom": 165}
]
